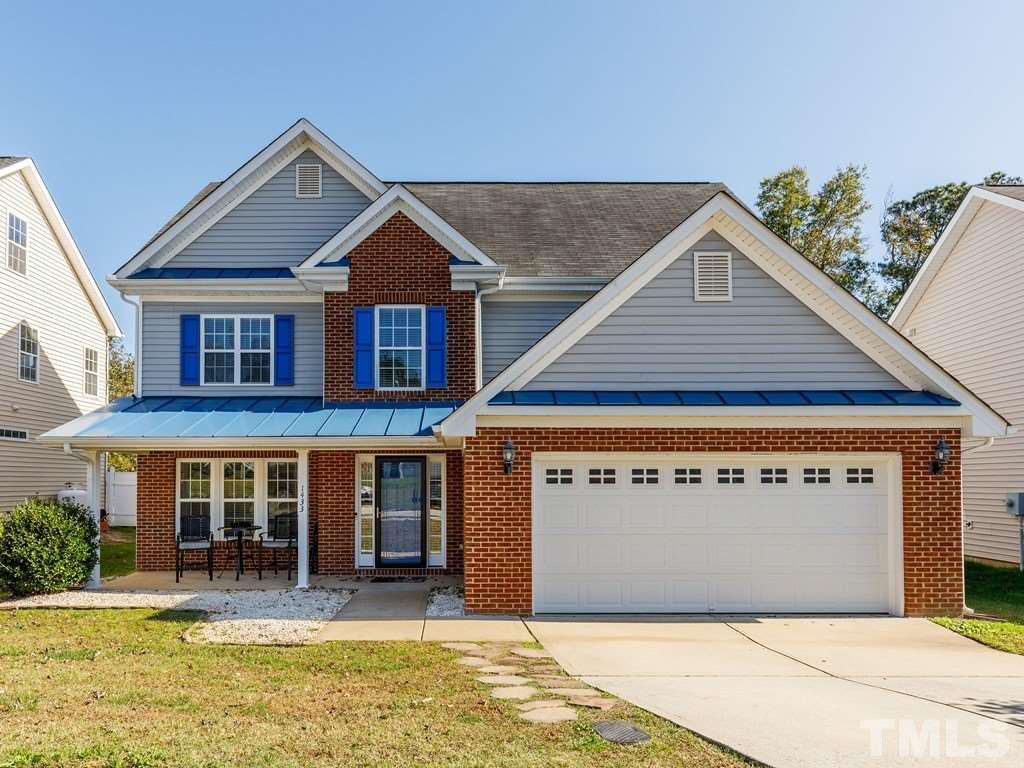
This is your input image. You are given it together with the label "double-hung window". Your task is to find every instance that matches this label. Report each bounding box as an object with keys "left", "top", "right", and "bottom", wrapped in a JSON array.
[
  {"left": 376, "top": 306, "right": 423, "bottom": 390},
  {"left": 84, "top": 348, "right": 99, "bottom": 396},
  {"left": 7, "top": 213, "right": 27, "bottom": 274},
  {"left": 18, "top": 323, "right": 38, "bottom": 383},
  {"left": 178, "top": 461, "right": 212, "bottom": 531},
  {"left": 222, "top": 461, "right": 256, "bottom": 528},
  {"left": 266, "top": 461, "right": 298, "bottom": 533},
  {"left": 201, "top": 315, "right": 272, "bottom": 385}
]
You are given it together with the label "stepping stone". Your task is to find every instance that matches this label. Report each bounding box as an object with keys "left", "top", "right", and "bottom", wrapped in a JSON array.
[
  {"left": 456, "top": 656, "right": 489, "bottom": 667},
  {"left": 479, "top": 664, "right": 522, "bottom": 674},
  {"left": 460, "top": 647, "right": 491, "bottom": 657},
  {"left": 476, "top": 674, "right": 532, "bottom": 686},
  {"left": 569, "top": 696, "right": 617, "bottom": 711},
  {"left": 490, "top": 686, "right": 537, "bottom": 701},
  {"left": 546, "top": 687, "right": 595, "bottom": 697},
  {"left": 519, "top": 706, "right": 577, "bottom": 724},
  {"left": 531, "top": 676, "right": 587, "bottom": 687},
  {"left": 527, "top": 664, "right": 562, "bottom": 673},
  {"left": 511, "top": 647, "right": 552, "bottom": 659},
  {"left": 442, "top": 642, "right": 481, "bottom": 652},
  {"left": 517, "top": 699, "right": 567, "bottom": 712}
]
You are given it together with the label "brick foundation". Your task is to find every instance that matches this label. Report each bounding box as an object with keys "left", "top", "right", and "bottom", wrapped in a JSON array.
[{"left": 462, "top": 427, "right": 964, "bottom": 617}]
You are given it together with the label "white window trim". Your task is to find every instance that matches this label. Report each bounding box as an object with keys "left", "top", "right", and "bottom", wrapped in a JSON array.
[
  {"left": 374, "top": 305, "right": 426, "bottom": 392},
  {"left": 175, "top": 459, "right": 215, "bottom": 537},
  {"left": 428, "top": 454, "right": 446, "bottom": 567},
  {"left": 295, "top": 163, "right": 323, "bottom": 199},
  {"left": 266, "top": 460, "right": 299, "bottom": 535},
  {"left": 0, "top": 427, "right": 28, "bottom": 441},
  {"left": 84, "top": 347, "right": 99, "bottom": 397},
  {"left": 18, "top": 322, "right": 38, "bottom": 384},
  {"left": 7, "top": 210, "right": 28, "bottom": 276},
  {"left": 199, "top": 314, "right": 274, "bottom": 387},
  {"left": 356, "top": 455, "right": 376, "bottom": 567},
  {"left": 693, "top": 250, "right": 732, "bottom": 302}
]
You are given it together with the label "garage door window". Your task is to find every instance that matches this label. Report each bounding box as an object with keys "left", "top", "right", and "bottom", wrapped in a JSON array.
[
  {"left": 846, "top": 467, "right": 874, "bottom": 484},
  {"left": 631, "top": 468, "right": 659, "bottom": 484},
  {"left": 545, "top": 468, "right": 573, "bottom": 485},
  {"left": 674, "top": 468, "right": 702, "bottom": 484},
  {"left": 717, "top": 468, "right": 744, "bottom": 484},
  {"left": 588, "top": 468, "right": 616, "bottom": 485},
  {"left": 803, "top": 467, "right": 831, "bottom": 484},
  {"left": 760, "top": 468, "right": 788, "bottom": 484}
]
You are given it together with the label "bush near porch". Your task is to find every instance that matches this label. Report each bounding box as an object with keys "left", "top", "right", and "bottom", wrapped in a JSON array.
[
  {"left": 0, "top": 609, "right": 750, "bottom": 768},
  {"left": 934, "top": 560, "right": 1024, "bottom": 655},
  {"left": 0, "top": 499, "right": 98, "bottom": 596}
]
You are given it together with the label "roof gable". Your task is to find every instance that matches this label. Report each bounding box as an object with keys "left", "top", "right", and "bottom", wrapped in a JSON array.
[
  {"left": 440, "top": 192, "right": 1008, "bottom": 437},
  {"left": 114, "top": 119, "right": 386, "bottom": 278}
]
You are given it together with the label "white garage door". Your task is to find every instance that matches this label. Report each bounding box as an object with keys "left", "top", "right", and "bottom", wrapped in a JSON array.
[{"left": 533, "top": 455, "right": 898, "bottom": 614}]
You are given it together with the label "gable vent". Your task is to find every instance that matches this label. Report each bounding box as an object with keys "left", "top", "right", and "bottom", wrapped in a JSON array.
[
  {"left": 295, "top": 163, "right": 323, "bottom": 198},
  {"left": 693, "top": 251, "right": 732, "bottom": 301}
]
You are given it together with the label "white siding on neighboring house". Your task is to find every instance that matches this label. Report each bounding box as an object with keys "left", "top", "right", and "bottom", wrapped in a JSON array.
[
  {"left": 0, "top": 169, "right": 108, "bottom": 511},
  {"left": 526, "top": 232, "right": 905, "bottom": 391},
  {"left": 900, "top": 200, "right": 1024, "bottom": 564},
  {"left": 166, "top": 150, "right": 371, "bottom": 268}
]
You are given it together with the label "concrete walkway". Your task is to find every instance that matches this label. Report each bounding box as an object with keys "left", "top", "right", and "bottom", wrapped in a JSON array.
[
  {"left": 527, "top": 616, "right": 1024, "bottom": 768},
  {"left": 316, "top": 581, "right": 532, "bottom": 642}
]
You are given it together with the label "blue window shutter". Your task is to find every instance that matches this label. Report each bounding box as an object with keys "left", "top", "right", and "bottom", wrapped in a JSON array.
[
  {"left": 426, "top": 306, "right": 447, "bottom": 388},
  {"left": 353, "top": 307, "right": 374, "bottom": 389},
  {"left": 274, "top": 314, "right": 295, "bottom": 386},
  {"left": 180, "top": 314, "right": 200, "bottom": 386}
]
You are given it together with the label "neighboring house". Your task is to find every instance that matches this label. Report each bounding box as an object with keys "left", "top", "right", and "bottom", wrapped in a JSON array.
[
  {"left": 44, "top": 120, "right": 1007, "bottom": 616},
  {"left": 0, "top": 157, "right": 121, "bottom": 512},
  {"left": 890, "top": 185, "right": 1024, "bottom": 566}
]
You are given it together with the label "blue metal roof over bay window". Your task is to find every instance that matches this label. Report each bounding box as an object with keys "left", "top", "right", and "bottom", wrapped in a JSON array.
[
  {"left": 488, "top": 390, "right": 961, "bottom": 407},
  {"left": 45, "top": 397, "right": 460, "bottom": 441}
]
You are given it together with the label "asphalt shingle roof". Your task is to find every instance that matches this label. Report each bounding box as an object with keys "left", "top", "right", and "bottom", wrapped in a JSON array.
[
  {"left": 0, "top": 156, "right": 27, "bottom": 171},
  {"left": 981, "top": 184, "right": 1024, "bottom": 203}
]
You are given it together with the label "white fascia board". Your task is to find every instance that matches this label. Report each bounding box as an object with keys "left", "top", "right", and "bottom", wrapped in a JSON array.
[
  {"left": 290, "top": 266, "right": 350, "bottom": 293},
  {"left": 450, "top": 264, "right": 505, "bottom": 291},
  {"left": 298, "top": 184, "right": 497, "bottom": 268},
  {"left": 0, "top": 159, "right": 122, "bottom": 336},
  {"left": 107, "top": 277, "right": 311, "bottom": 296},
  {"left": 38, "top": 435, "right": 447, "bottom": 450},
  {"left": 439, "top": 191, "right": 1009, "bottom": 439},
  {"left": 497, "top": 277, "right": 608, "bottom": 294},
  {"left": 888, "top": 188, "right": 1024, "bottom": 328},
  {"left": 115, "top": 118, "right": 387, "bottom": 278}
]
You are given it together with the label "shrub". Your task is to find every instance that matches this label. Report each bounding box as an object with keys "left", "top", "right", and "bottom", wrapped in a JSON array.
[{"left": 0, "top": 498, "right": 99, "bottom": 596}]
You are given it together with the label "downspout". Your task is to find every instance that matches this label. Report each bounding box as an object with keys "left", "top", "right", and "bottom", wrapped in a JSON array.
[
  {"left": 119, "top": 292, "right": 141, "bottom": 396},
  {"left": 63, "top": 444, "right": 101, "bottom": 589},
  {"left": 475, "top": 282, "right": 503, "bottom": 391}
]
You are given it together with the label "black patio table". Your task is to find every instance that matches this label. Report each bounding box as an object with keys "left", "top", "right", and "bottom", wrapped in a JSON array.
[{"left": 218, "top": 524, "right": 262, "bottom": 581}]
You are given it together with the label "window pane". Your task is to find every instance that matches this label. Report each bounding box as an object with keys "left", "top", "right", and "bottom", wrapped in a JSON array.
[
  {"left": 240, "top": 317, "right": 271, "bottom": 350},
  {"left": 240, "top": 351, "right": 271, "bottom": 383},
  {"left": 204, "top": 352, "right": 234, "bottom": 383},
  {"left": 179, "top": 462, "right": 211, "bottom": 533},
  {"left": 223, "top": 461, "right": 255, "bottom": 528},
  {"left": 429, "top": 460, "right": 442, "bottom": 555},
  {"left": 359, "top": 460, "right": 374, "bottom": 554},
  {"left": 377, "top": 307, "right": 424, "bottom": 389},
  {"left": 204, "top": 317, "right": 235, "bottom": 350}
]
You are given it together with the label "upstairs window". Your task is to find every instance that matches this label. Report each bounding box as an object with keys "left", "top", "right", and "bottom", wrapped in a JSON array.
[
  {"left": 84, "top": 348, "right": 99, "bottom": 396},
  {"left": 295, "top": 163, "right": 322, "bottom": 198},
  {"left": 201, "top": 315, "right": 272, "bottom": 385},
  {"left": 0, "top": 427, "right": 27, "bottom": 441},
  {"left": 693, "top": 251, "right": 732, "bottom": 301},
  {"left": 7, "top": 212, "right": 27, "bottom": 274},
  {"left": 18, "top": 323, "right": 38, "bottom": 382},
  {"left": 377, "top": 306, "right": 423, "bottom": 390}
]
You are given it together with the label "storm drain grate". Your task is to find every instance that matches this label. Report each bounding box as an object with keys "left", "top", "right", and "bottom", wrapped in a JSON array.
[{"left": 593, "top": 720, "right": 650, "bottom": 745}]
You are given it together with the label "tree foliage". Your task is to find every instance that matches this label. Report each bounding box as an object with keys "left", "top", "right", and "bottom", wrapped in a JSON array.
[
  {"left": 874, "top": 172, "right": 1022, "bottom": 318},
  {"left": 106, "top": 338, "right": 137, "bottom": 472},
  {"left": 756, "top": 165, "right": 875, "bottom": 299}
]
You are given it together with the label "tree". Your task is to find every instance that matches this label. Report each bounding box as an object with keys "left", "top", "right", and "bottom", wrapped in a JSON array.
[
  {"left": 756, "top": 165, "right": 875, "bottom": 300},
  {"left": 106, "top": 338, "right": 136, "bottom": 472},
  {"left": 874, "top": 172, "right": 1022, "bottom": 318}
]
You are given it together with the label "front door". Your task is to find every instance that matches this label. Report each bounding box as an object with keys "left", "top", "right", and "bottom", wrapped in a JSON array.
[{"left": 375, "top": 457, "right": 426, "bottom": 567}]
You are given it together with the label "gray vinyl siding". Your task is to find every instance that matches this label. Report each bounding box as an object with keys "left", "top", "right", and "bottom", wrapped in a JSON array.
[
  {"left": 141, "top": 301, "right": 322, "bottom": 396},
  {"left": 481, "top": 300, "right": 583, "bottom": 383},
  {"left": 167, "top": 150, "right": 370, "bottom": 268},
  {"left": 526, "top": 232, "right": 904, "bottom": 391}
]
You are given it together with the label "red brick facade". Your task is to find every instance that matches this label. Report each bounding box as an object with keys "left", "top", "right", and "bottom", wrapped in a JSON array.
[
  {"left": 323, "top": 211, "right": 476, "bottom": 402},
  {"left": 136, "top": 449, "right": 464, "bottom": 576},
  {"left": 462, "top": 427, "right": 964, "bottom": 618}
]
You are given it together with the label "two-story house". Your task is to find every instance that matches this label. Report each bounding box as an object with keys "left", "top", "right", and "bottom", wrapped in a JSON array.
[
  {"left": 1, "top": 157, "right": 120, "bottom": 512},
  {"left": 46, "top": 120, "right": 1007, "bottom": 616}
]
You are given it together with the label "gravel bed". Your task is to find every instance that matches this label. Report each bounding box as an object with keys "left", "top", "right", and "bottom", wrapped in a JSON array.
[
  {"left": 426, "top": 584, "right": 465, "bottom": 617},
  {"left": 0, "top": 588, "right": 352, "bottom": 645}
]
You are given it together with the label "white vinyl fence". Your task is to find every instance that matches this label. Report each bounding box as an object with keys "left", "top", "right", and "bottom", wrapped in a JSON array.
[{"left": 105, "top": 469, "right": 137, "bottom": 527}]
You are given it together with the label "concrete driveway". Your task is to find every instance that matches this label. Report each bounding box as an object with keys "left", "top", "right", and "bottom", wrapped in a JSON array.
[{"left": 526, "top": 616, "right": 1024, "bottom": 767}]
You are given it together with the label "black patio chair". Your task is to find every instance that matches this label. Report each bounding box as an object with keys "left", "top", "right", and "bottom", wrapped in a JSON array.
[
  {"left": 176, "top": 515, "right": 213, "bottom": 583},
  {"left": 257, "top": 513, "right": 297, "bottom": 580}
]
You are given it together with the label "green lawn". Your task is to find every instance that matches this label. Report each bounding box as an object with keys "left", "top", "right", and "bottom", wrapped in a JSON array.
[
  {"left": 101, "top": 526, "right": 135, "bottom": 579},
  {"left": 933, "top": 560, "right": 1024, "bottom": 655},
  {"left": 0, "top": 609, "right": 750, "bottom": 768}
]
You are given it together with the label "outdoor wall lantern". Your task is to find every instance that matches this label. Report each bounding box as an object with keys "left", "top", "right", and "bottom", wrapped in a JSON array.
[
  {"left": 932, "top": 438, "right": 951, "bottom": 475},
  {"left": 502, "top": 439, "right": 517, "bottom": 475}
]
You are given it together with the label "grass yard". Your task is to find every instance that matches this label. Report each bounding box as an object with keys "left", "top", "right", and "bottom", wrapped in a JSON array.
[
  {"left": 934, "top": 560, "right": 1024, "bottom": 655},
  {"left": 0, "top": 609, "right": 749, "bottom": 768},
  {"left": 100, "top": 527, "right": 135, "bottom": 579}
]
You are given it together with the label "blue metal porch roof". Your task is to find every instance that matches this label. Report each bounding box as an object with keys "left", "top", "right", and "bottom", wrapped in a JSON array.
[
  {"left": 488, "top": 390, "right": 961, "bottom": 407},
  {"left": 50, "top": 397, "right": 460, "bottom": 440},
  {"left": 129, "top": 267, "right": 297, "bottom": 279}
]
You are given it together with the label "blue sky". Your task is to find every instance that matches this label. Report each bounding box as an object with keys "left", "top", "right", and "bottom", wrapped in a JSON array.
[{"left": 4, "top": 0, "right": 1023, "bottom": 345}]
